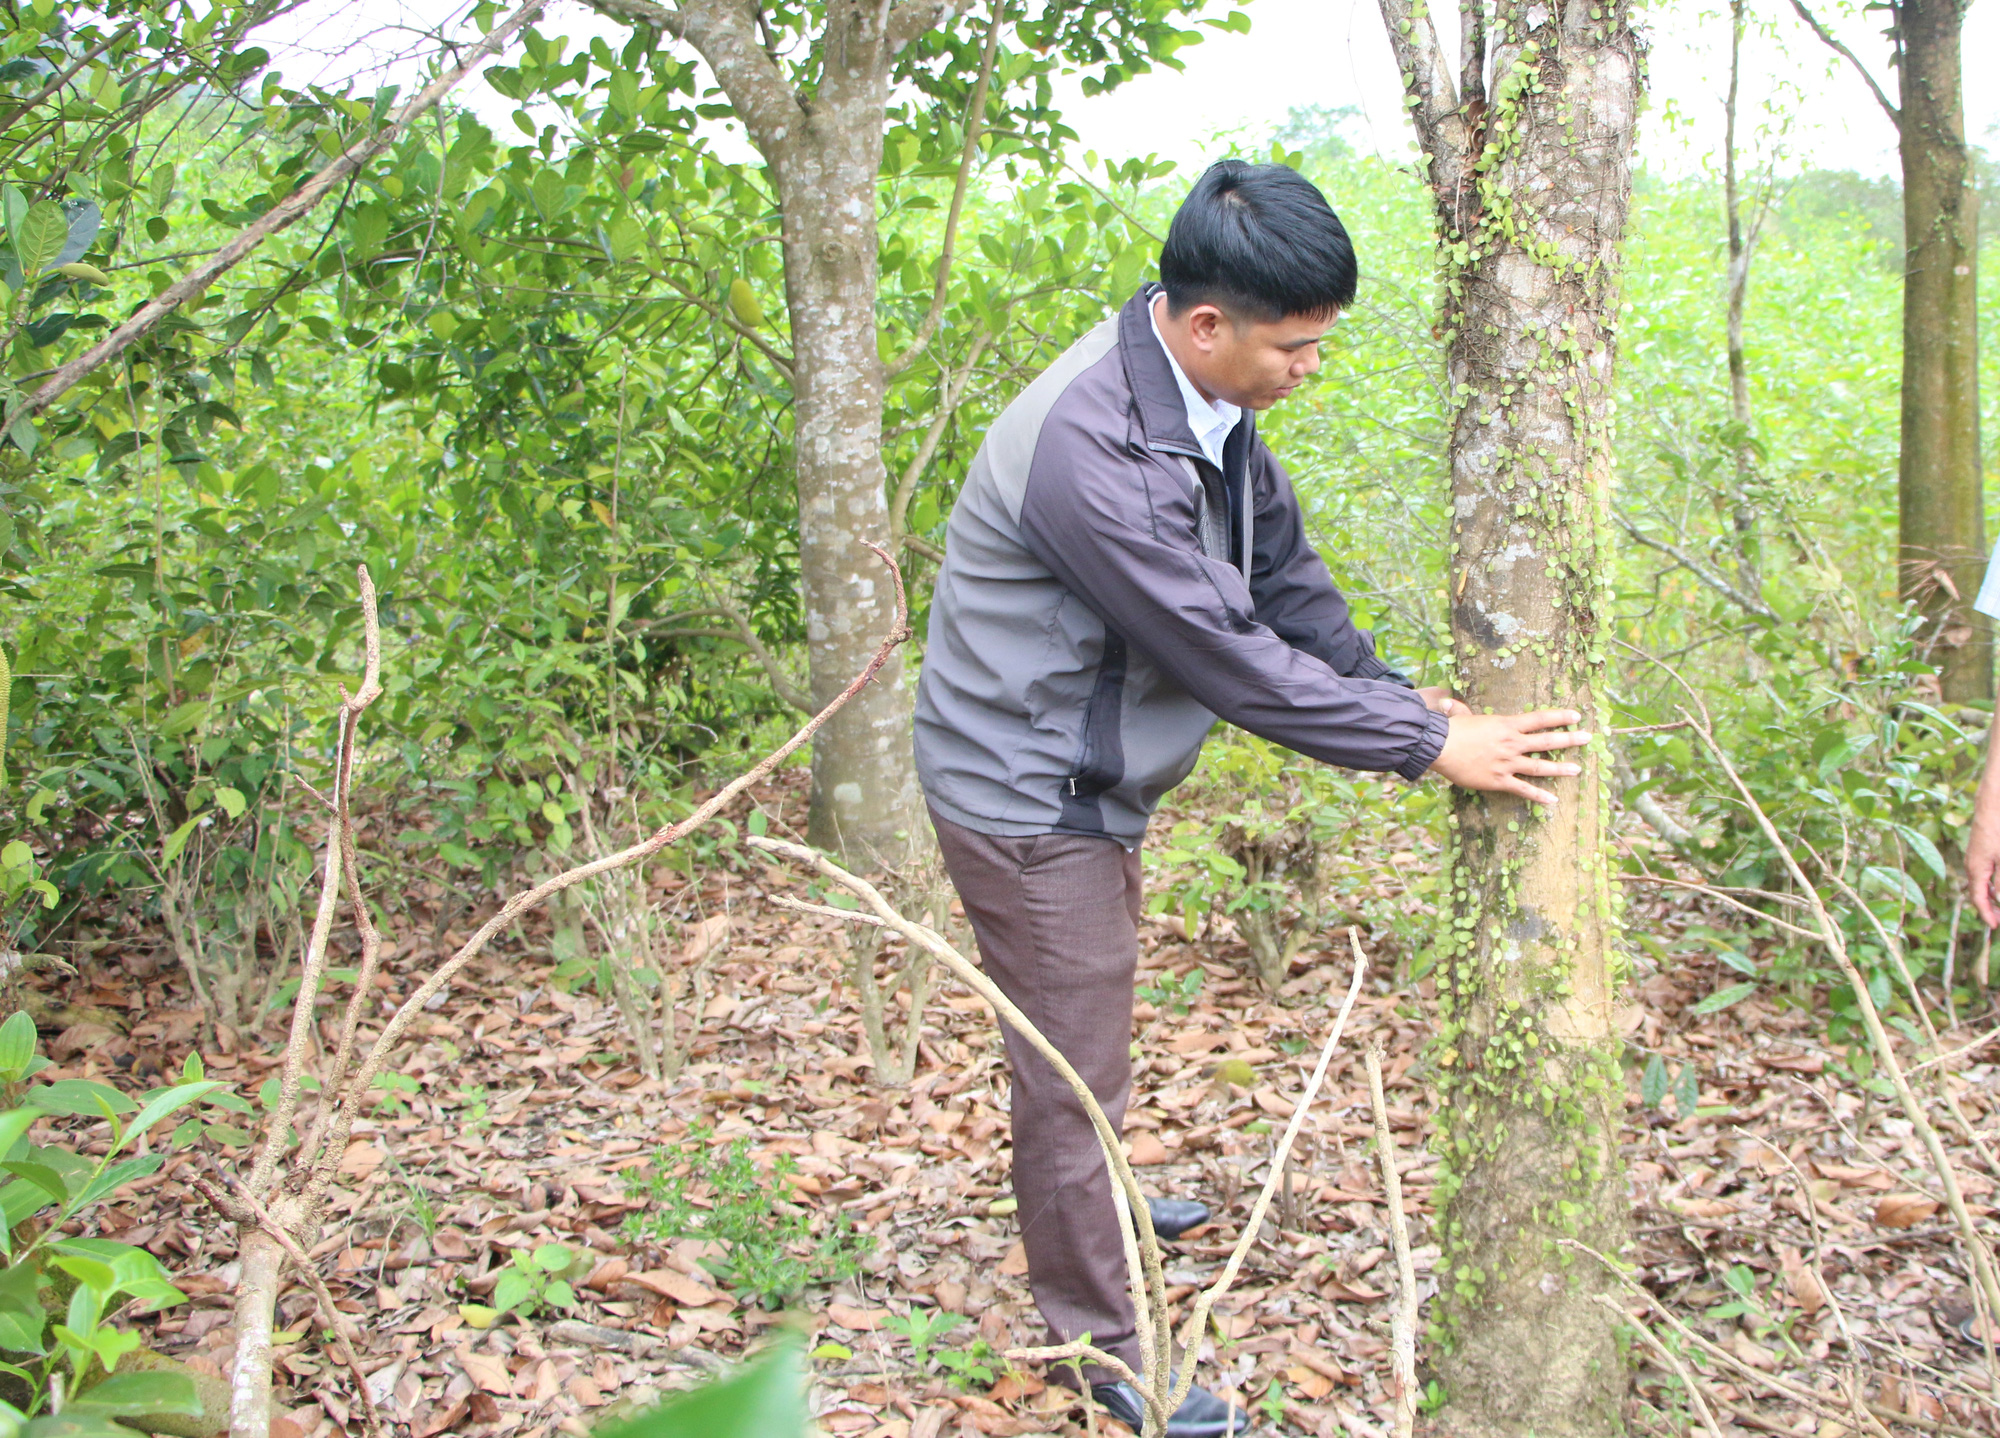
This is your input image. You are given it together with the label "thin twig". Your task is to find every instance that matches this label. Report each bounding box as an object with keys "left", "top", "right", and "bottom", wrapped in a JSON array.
[
  {"left": 883, "top": 0, "right": 1002, "bottom": 378},
  {"left": 1366, "top": 1043, "right": 1419, "bottom": 1438},
  {"left": 1599, "top": 1294, "right": 1724, "bottom": 1438},
  {"left": 1784, "top": 0, "right": 1900, "bottom": 127},
  {"left": 1161, "top": 936, "right": 1368, "bottom": 1424}
]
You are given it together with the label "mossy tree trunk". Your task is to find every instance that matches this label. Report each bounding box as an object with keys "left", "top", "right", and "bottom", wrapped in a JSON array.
[
  {"left": 1895, "top": 0, "right": 1986, "bottom": 702},
  {"left": 1373, "top": 1, "right": 1639, "bottom": 1434}
]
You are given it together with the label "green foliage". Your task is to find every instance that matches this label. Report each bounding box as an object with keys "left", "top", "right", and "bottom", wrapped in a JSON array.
[
  {"left": 0, "top": 1013, "right": 213, "bottom": 1430},
  {"left": 933, "top": 1337, "right": 1003, "bottom": 1393},
  {"left": 593, "top": 1338, "right": 806, "bottom": 1438},
  {"left": 619, "top": 1122, "right": 871, "bottom": 1309},
  {"left": 1137, "top": 967, "right": 1204, "bottom": 1015}
]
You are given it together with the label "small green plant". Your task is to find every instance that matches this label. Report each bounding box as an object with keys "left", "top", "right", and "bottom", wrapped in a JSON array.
[
  {"left": 456, "top": 1083, "right": 492, "bottom": 1130},
  {"left": 1418, "top": 1379, "right": 1449, "bottom": 1416},
  {"left": 1639, "top": 1053, "right": 1702, "bottom": 1119},
  {"left": 884, "top": 1308, "right": 964, "bottom": 1371},
  {"left": 370, "top": 1071, "right": 422, "bottom": 1114},
  {"left": 933, "top": 1337, "right": 1004, "bottom": 1392},
  {"left": 1257, "top": 1385, "right": 1286, "bottom": 1425},
  {"left": 0, "top": 843, "right": 57, "bottom": 952},
  {"left": 1139, "top": 967, "right": 1204, "bottom": 1015},
  {"left": 490, "top": 1243, "right": 588, "bottom": 1318},
  {"left": 620, "top": 1122, "right": 872, "bottom": 1308}
]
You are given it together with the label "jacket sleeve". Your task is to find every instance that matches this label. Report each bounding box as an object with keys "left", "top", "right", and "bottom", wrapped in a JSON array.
[
  {"left": 1017, "top": 409, "right": 1448, "bottom": 781},
  {"left": 1245, "top": 440, "right": 1409, "bottom": 684}
]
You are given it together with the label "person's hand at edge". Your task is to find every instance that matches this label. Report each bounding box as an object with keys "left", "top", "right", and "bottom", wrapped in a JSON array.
[
  {"left": 1967, "top": 709, "right": 2000, "bottom": 927},
  {"left": 1416, "top": 685, "right": 1471, "bottom": 717},
  {"left": 1429, "top": 708, "right": 1591, "bottom": 807}
]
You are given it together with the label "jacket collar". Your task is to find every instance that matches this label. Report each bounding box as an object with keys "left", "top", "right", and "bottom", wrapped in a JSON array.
[{"left": 1117, "top": 284, "right": 1254, "bottom": 466}]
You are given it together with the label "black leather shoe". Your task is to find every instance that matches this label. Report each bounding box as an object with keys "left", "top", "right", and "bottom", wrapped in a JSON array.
[
  {"left": 1147, "top": 1195, "right": 1210, "bottom": 1241},
  {"left": 1092, "top": 1377, "right": 1251, "bottom": 1436}
]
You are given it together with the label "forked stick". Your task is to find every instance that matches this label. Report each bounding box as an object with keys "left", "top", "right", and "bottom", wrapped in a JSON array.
[
  {"left": 766, "top": 860, "right": 1368, "bottom": 1437},
  {"left": 221, "top": 548, "right": 913, "bottom": 1438}
]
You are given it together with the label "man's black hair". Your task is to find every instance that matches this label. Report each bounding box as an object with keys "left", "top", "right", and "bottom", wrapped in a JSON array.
[{"left": 1158, "top": 160, "right": 1357, "bottom": 321}]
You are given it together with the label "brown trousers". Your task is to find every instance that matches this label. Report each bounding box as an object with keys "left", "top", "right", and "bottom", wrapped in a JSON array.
[{"left": 929, "top": 807, "right": 1143, "bottom": 1383}]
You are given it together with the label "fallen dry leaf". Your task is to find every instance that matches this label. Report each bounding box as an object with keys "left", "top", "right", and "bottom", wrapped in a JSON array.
[
  {"left": 455, "top": 1348, "right": 513, "bottom": 1395},
  {"left": 1779, "top": 1245, "right": 1825, "bottom": 1315},
  {"left": 1874, "top": 1193, "right": 1939, "bottom": 1229},
  {"left": 1287, "top": 1364, "right": 1335, "bottom": 1399},
  {"left": 827, "top": 1303, "right": 888, "bottom": 1331},
  {"left": 624, "top": 1269, "right": 720, "bottom": 1306},
  {"left": 1128, "top": 1131, "right": 1170, "bottom": 1165}
]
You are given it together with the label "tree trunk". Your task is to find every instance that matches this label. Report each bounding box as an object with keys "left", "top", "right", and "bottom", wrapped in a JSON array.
[
  {"left": 599, "top": 0, "right": 929, "bottom": 864},
  {"left": 770, "top": 117, "right": 921, "bottom": 862},
  {"left": 1896, "top": 0, "right": 1986, "bottom": 703},
  {"left": 1375, "top": 1, "right": 1639, "bottom": 1433}
]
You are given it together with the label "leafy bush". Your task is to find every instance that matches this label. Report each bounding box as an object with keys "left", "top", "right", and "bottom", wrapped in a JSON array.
[{"left": 620, "top": 1123, "right": 872, "bottom": 1308}]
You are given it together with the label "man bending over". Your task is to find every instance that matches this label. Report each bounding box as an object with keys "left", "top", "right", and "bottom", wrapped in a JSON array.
[{"left": 913, "top": 160, "right": 1589, "bottom": 1437}]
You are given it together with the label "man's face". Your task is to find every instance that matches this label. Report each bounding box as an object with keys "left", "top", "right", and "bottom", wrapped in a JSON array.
[{"left": 1178, "top": 302, "right": 1339, "bottom": 410}]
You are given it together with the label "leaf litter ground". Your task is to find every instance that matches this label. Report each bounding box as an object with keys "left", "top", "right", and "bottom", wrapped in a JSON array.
[{"left": 15, "top": 771, "right": 1998, "bottom": 1438}]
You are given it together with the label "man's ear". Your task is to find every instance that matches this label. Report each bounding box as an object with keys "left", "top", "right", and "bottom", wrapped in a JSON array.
[{"left": 1185, "top": 304, "right": 1227, "bottom": 351}]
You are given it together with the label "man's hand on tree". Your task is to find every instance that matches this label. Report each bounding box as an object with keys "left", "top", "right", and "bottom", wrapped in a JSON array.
[
  {"left": 1429, "top": 708, "right": 1591, "bottom": 807},
  {"left": 1416, "top": 685, "right": 1470, "bottom": 717}
]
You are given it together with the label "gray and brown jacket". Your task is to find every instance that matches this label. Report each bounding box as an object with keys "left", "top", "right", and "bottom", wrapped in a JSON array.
[{"left": 914, "top": 286, "right": 1449, "bottom": 846}]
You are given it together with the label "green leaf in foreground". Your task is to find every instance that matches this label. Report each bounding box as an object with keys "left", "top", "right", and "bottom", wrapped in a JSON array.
[
  {"left": 1689, "top": 982, "right": 1757, "bottom": 1016},
  {"left": 594, "top": 1341, "right": 805, "bottom": 1438}
]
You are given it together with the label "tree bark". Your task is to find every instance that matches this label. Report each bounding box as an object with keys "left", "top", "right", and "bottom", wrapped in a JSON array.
[
  {"left": 1374, "top": 0, "right": 1639, "bottom": 1433},
  {"left": 595, "top": 0, "right": 928, "bottom": 862},
  {"left": 770, "top": 108, "right": 921, "bottom": 861},
  {"left": 1895, "top": 0, "right": 1986, "bottom": 702},
  {"left": 1722, "top": 0, "right": 1762, "bottom": 598}
]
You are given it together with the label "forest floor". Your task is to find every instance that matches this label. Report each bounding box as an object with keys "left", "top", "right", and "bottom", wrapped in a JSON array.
[{"left": 16, "top": 769, "right": 2000, "bottom": 1438}]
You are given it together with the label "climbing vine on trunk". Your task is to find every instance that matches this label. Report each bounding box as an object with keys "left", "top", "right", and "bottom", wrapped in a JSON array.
[{"left": 1371, "top": 0, "right": 1641, "bottom": 1433}]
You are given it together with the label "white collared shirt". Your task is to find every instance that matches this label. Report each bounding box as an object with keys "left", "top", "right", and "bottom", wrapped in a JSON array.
[
  {"left": 1149, "top": 294, "right": 1242, "bottom": 469},
  {"left": 1975, "top": 559, "right": 2000, "bottom": 620}
]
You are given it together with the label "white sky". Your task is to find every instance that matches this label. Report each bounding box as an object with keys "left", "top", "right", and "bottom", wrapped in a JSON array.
[{"left": 256, "top": 0, "right": 2000, "bottom": 181}]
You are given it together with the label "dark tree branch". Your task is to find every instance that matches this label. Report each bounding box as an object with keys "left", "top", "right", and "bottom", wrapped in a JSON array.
[
  {"left": 1613, "top": 508, "right": 1778, "bottom": 619},
  {"left": 1785, "top": 0, "right": 1900, "bottom": 128}
]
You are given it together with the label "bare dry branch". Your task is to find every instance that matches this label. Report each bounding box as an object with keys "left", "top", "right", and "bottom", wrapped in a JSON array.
[
  {"left": 226, "top": 546, "right": 913, "bottom": 1438},
  {"left": 1367, "top": 1044, "right": 1419, "bottom": 1438},
  {"left": 1784, "top": 0, "right": 1900, "bottom": 127},
  {"left": 1597, "top": 1295, "right": 1724, "bottom": 1438}
]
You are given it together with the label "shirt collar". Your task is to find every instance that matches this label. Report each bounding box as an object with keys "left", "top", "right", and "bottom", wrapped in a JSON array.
[{"left": 1149, "top": 293, "right": 1241, "bottom": 469}]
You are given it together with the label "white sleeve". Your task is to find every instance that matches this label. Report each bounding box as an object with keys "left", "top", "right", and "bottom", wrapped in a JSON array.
[{"left": 1976, "top": 557, "right": 2000, "bottom": 620}]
